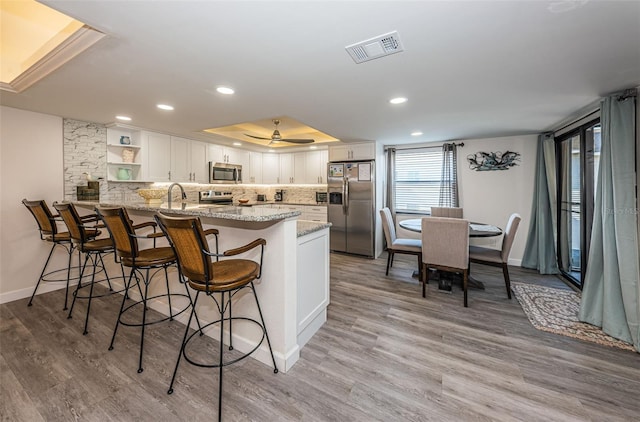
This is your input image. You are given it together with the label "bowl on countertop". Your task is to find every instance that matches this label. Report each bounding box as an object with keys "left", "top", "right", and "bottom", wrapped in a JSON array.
[
  {"left": 238, "top": 199, "right": 249, "bottom": 204},
  {"left": 137, "top": 188, "right": 166, "bottom": 204}
]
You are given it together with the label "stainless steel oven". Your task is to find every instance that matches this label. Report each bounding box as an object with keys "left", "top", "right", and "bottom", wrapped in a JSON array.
[{"left": 208, "top": 162, "right": 242, "bottom": 184}]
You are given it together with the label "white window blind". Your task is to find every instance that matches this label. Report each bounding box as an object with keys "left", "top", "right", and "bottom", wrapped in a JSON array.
[{"left": 395, "top": 148, "right": 443, "bottom": 213}]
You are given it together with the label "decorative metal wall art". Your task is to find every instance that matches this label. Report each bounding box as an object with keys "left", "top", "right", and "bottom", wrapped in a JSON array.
[{"left": 467, "top": 151, "right": 521, "bottom": 171}]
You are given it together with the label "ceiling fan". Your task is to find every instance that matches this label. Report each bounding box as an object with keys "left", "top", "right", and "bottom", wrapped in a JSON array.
[{"left": 245, "top": 119, "right": 314, "bottom": 145}]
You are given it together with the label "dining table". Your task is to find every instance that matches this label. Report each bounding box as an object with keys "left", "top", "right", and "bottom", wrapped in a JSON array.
[{"left": 398, "top": 218, "right": 503, "bottom": 290}]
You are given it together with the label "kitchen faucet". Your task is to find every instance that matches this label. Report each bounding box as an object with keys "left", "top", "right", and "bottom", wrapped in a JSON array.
[{"left": 167, "top": 183, "right": 187, "bottom": 207}]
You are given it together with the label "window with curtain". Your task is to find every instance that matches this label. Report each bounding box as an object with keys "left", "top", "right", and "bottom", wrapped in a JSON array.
[{"left": 394, "top": 148, "right": 444, "bottom": 213}]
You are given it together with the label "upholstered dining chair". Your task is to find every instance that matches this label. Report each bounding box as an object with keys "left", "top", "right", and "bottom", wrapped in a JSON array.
[
  {"left": 421, "top": 217, "right": 470, "bottom": 306},
  {"left": 155, "top": 213, "right": 278, "bottom": 422},
  {"left": 53, "top": 202, "right": 116, "bottom": 334},
  {"left": 96, "top": 206, "right": 195, "bottom": 374},
  {"left": 469, "top": 213, "right": 521, "bottom": 300},
  {"left": 430, "top": 206, "right": 464, "bottom": 218},
  {"left": 380, "top": 207, "right": 423, "bottom": 287}
]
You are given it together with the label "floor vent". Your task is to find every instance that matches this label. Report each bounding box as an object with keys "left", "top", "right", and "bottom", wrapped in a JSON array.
[{"left": 345, "top": 31, "right": 404, "bottom": 64}]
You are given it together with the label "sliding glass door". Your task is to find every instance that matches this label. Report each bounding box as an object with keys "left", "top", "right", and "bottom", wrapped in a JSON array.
[{"left": 557, "top": 119, "right": 601, "bottom": 287}]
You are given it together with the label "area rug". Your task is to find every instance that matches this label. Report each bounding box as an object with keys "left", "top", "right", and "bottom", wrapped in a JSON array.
[{"left": 511, "top": 282, "right": 635, "bottom": 351}]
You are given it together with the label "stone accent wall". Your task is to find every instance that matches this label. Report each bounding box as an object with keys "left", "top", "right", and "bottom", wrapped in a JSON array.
[{"left": 63, "top": 119, "right": 107, "bottom": 200}]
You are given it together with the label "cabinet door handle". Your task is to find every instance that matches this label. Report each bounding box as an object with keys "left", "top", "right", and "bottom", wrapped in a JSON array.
[{"left": 168, "top": 171, "right": 171, "bottom": 180}]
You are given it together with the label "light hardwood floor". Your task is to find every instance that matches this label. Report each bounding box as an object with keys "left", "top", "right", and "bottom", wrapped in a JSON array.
[{"left": 1, "top": 252, "right": 639, "bottom": 421}]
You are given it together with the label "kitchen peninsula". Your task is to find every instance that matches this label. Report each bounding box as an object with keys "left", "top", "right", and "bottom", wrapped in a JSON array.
[{"left": 74, "top": 200, "right": 331, "bottom": 372}]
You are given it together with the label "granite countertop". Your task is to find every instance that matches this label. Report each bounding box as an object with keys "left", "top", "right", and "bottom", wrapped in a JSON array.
[
  {"left": 296, "top": 220, "right": 332, "bottom": 237},
  {"left": 242, "top": 201, "right": 328, "bottom": 207},
  {"left": 73, "top": 200, "right": 301, "bottom": 223},
  {"left": 73, "top": 200, "right": 331, "bottom": 237}
]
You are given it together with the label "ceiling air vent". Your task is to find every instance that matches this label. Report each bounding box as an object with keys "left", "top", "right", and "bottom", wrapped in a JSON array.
[{"left": 345, "top": 31, "right": 404, "bottom": 64}]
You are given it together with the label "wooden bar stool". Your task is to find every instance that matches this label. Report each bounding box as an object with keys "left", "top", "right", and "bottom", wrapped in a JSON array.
[
  {"left": 53, "top": 202, "right": 119, "bottom": 334},
  {"left": 22, "top": 199, "right": 81, "bottom": 310},
  {"left": 155, "top": 213, "right": 278, "bottom": 422},
  {"left": 96, "top": 206, "right": 196, "bottom": 373}
]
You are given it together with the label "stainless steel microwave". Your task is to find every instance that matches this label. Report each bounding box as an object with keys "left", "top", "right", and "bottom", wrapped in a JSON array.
[{"left": 209, "top": 162, "right": 242, "bottom": 184}]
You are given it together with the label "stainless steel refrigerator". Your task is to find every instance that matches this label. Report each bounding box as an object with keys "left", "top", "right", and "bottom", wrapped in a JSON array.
[{"left": 328, "top": 160, "right": 375, "bottom": 257}]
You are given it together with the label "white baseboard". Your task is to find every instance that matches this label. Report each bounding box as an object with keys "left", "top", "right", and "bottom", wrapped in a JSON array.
[{"left": 0, "top": 281, "right": 78, "bottom": 305}]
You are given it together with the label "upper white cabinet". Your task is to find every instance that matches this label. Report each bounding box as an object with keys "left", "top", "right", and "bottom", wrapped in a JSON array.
[
  {"left": 106, "top": 126, "right": 144, "bottom": 182},
  {"left": 279, "top": 153, "right": 295, "bottom": 184},
  {"left": 209, "top": 145, "right": 250, "bottom": 167},
  {"left": 208, "top": 144, "right": 224, "bottom": 164},
  {"left": 328, "top": 142, "right": 374, "bottom": 161},
  {"left": 171, "top": 137, "right": 208, "bottom": 183},
  {"left": 143, "top": 131, "right": 172, "bottom": 182},
  {"left": 189, "top": 140, "right": 208, "bottom": 183},
  {"left": 248, "top": 152, "right": 263, "bottom": 184},
  {"left": 262, "top": 153, "right": 279, "bottom": 184},
  {"left": 226, "top": 147, "right": 250, "bottom": 170},
  {"left": 170, "top": 136, "right": 191, "bottom": 182},
  {"left": 305, "top": 150, "right": 328, "bottom": 184}
]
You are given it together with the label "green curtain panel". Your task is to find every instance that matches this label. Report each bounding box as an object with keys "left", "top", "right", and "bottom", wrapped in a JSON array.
[
  {"left": 578, "top": 94, "right": 639, "bottom": 352},
  {"left": 522, "top": 134, "right": 559, "bottom": 274}
]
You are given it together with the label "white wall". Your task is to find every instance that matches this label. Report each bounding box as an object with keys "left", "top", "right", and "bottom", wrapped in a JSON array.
[
  {"left": 0, "top": 106, "right": 65, "bottom": 301},
  {"left": 395, "top": 134, "right": 537, "bottom": 265},
  {"left": 458, "top": 135, "right": 537, "bottom": 265}
]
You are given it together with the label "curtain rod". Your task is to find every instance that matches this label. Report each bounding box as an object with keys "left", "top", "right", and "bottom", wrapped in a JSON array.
[
  {"left": 553, "top": 109, "right": 599, "bottom": 135},
  {"left": 385, "top": 141, "right": 464, "bottom": 151},
  {"left": 617, "top": 88, "right": 637, "bottom": 101}
]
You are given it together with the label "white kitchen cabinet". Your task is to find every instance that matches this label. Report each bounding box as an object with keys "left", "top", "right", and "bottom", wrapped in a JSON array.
[
  {"left": 106, "top": 126, "right": 143, "bottom": 182},
  {"left": 305, "top": 150, "right": 328, "bottom": 184},
  {"left": 189, "top": 140, "right": 208, "bottom": 183},
  {"left": 262, "top": 153, "right": 280, "bottom": 184},
  {"left": 209, "top": 145, "right": 249, "bottom": 166},
  {"left": 208, "top": 144, "right": 225, "bottom": 164},
  {"left": 294, "top": 153, "right": 308, "bottom": 184},
  {"left": 170, "top": 137, "right": 208, "bottom": 183},
  {"left": 248, "top": 152, "right": 263, "bottom": 184},
  {"left": 279, "top": 153, "right": 295, "bottom": 184},
  {"left": 170, "top": 136, "right": 191, "bottom": 182},
  {"left": 328, "top": 142, "right": 375, "bottom": 161},
  {"left": 143, "top": 131, "right": 172, "bottom": 182},
  {"left": 297, "top": 226, "right": 330, "bottom": 347},
  {"left": 226, "top": 147, "right": 250, "bottom": 170},
  {"left": 302, "top": 205, "right": 328, "bottom": 222}
]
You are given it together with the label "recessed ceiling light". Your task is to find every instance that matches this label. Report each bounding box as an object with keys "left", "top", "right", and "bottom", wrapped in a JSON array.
[
  {"left": 233, "top": 142, "right": 242, "bottom": 146},
  {"left": 268, "top": 149, "right": 275, "bottom": 153},
  {"left": 309, "top": 146, "right": 317, "bottom": 150},
  {"left": 411, "top": 131, "right": 423, "bottom": 136},
  {"left": 389, "top": 97, "right": 407, "bottom": 104},
  {"left": 157, "top": 104, "right": 174, "bottom": 111},
  {"left": 216, "top": 86, "right": 235, "bottom": 95},
  {"left": 116, "top": 115, "right": 132, "bottom": 121}
]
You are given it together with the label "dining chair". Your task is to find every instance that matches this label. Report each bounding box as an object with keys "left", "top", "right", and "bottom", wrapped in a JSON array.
[
  {"left": 155, "top": 213, "right": 278, "bottom": 422},
  {"left": 96, "top": 206, "right": 194, "bottom": 374},
  {"left": 469, "top": 213, "right": 521, "bottom": 300},
  {"left": 430, "top": 206, "right": 463, "bottom": 218},
  {"left": 380, "top": 208, "right": 423, "bottom": 287},
  {"left": 421, "top": 217, "right": 470, "bottom": 306}
]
